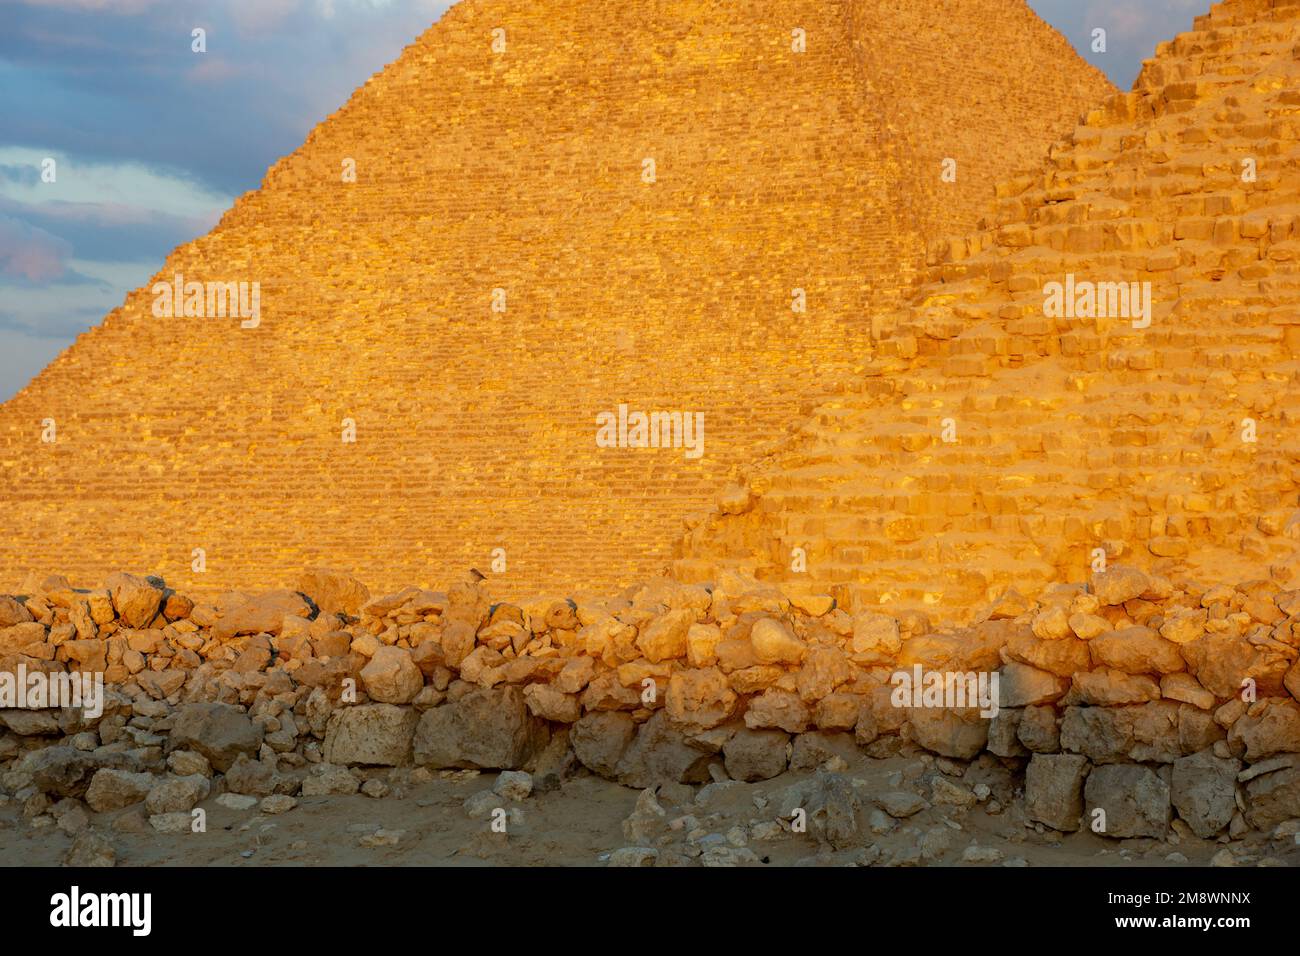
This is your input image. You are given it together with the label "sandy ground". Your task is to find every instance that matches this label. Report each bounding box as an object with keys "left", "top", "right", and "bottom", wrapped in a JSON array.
[{"left": 1, "top": 753, "right": 1295, "bottom": 868}]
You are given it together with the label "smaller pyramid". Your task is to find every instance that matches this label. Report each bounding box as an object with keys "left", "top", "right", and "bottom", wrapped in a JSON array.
[{"left": 676, "top": 0, "right": 1300, "bottom": 616}]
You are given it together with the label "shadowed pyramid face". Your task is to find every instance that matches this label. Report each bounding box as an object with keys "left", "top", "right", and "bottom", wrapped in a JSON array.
[
  {"left": 0, "top": 0, "right": 1110, "bottom": 597},
  {"left": 677, "top": 0, "right": 1300, "bottom": 619}
]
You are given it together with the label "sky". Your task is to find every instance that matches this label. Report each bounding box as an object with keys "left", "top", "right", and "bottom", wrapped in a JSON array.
[{"left": 0, "top": 0, "right": 1208, "bottom": 402}]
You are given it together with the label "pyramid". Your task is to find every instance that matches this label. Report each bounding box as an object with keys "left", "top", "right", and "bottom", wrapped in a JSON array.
[
  {"left": 676, "top": 0, "right": 1300, "bottom": 617},
  {"left": 0, "top": 0, "right": 1110, "bottom": 596}
]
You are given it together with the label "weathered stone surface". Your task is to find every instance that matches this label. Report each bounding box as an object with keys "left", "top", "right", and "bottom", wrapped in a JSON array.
[
  {"left": 636, "top": 610, "right": 692, "bottom": 663},
  {"left": 1060, "top": 706, "right": 1133, "bottom": 763},
  {"left": 297, "top": 568, "right": 370, "bottom": 617},
  {"left": 1092, "top": 566, "right": 1149, "bottom": 607},
  {"left": 522, "top": 683, "right": 582, "bottom": 723},
  {"left": 1228, "top": 699, "right": 1300, "bottom": 760},
  {"left": 413, "top": 686, "right": 549, "bottom": 770},
  {"left": 660, "top": 667, "right": 735, "bottom": 730},
  {"left": 722, "top": 728, "right": 790, "bottom": 781},
  {"left": 1085, "top": 765, "right": 1170, "bottom": 839},
  {"left": 749, "top": 618, "right": 805, "bottom": 666},
  {"left": 169, "top": 702, "right": 264, "bottom": 772},
  {"left": 1089, "top": 627, "right": 1184, "bottom": 675},
  {"left": 1171, "top": 751, "right": 1239, "bottom": 838},
  {"left": 145, "top": 774, "right": 210, "bottom": 815},
  {"left": 85, "top": 768, "right": 154, "bottom": 812},
  {"left": 571, "top": 711, "right": 636, "bottom": 777},
  {"left": 789, "top": 731, "right": 859, "bottom": 770},
  {"left": 907, "top": 708, "right": 988, "bottom": 760},
  {"left": 1024, "top": 753, "right": 1088, "bottom": 831},
  {"left": 360, "top": 646, "right": 423, "bottom": 704},
  {"left": 0, "top": 596, "right": 33, "bottom": 628},
  {"left": 614, "top": 712, "right": 712, "bottom": 788},
  {"left": 1018, "top": 705, "right": 1061, "bottom": 753},
  {"left": 212, "top": 591, "right": 312, "bottom": 641},
  {"left": 323, "top": 704, "right": 418, "bottom": 766},
  {"left": 999, "top": 662, "right": 1067, "bottom": 707},
  {"left": 22, "top": 747, "right": 108, "bottom": 798},
  {"left": 1182, "top": 633, "right": 1290, "bottom": 699},
  {"left": 104, "top": 572, "right": 164, "bottom": 628},
  {"left": 1244, "top": 767, "right": 1300, "bottom": 830},
  {"left": 1065, "top": 669, "right": 1160, "bottom": 706},
  {"left": 743, "top": 689, "right": 810, "bottom": 733}
]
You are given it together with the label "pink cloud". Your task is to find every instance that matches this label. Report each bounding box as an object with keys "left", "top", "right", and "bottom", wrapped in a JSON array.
[
  {"left": 0, "top": 215, "right": 72, "bottom": 283},
  {"left": 15, "top": 0, "right": 163, "bottom": 12}
]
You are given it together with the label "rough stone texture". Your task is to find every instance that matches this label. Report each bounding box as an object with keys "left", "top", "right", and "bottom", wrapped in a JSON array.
[
  {"left": 0, "top": 1, "right": 1111, "bottom": 598},
  {"left": 907, "top": 708, "right": 988, "bottom": 760},
  {"left": 297, "top": 568, "right": 370, "bottom": 616},
  {"left": 413, "top": 686, "right": 549, "bottom": 770},
  {"left": 571, "top": 712, "right": 636, "bottom": 777},
  {"left": 1171, "top": 751, "right": 1239, "bottom": 839},
  {"left": 360, "top": 646, "right": 424, "bottom": 705},
  {"left": 1085, "top": 765, "right": 1171, "bottom": 839},
  {"left": 614, "top": 712, "right": 713, "bottom": 789},
  {"left": 323, "top": 704, "right": 418, "bottom": 766},
  {"left": 169, "top": 702, "right": 264, "bottom": 772},
  {"left": 1024, "top": 754, "right": 1088, "bottom": 832},
  {"left": 722, "top": 728, "right": 790, "bottom": 782},
  {"left": 85, "top": 768, "right": 154, "bottom": 812},
  {"left": 676, "top": 4, "right": 1300, "bottom": 621}
]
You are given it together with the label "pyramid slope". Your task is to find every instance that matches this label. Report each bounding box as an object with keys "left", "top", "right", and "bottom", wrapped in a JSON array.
[
  {"left": 677, "top": 0, "right": 1300, "bottom": 616},
  {"left": 0, "top": 0, "right": 1110, "bottom": 596}
]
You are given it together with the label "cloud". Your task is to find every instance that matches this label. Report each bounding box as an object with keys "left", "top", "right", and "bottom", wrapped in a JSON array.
[
  {"left": 0, "top": 213, "right": 72, "bottom": 282},
  {"left": 13, "top": 0, "right": 163, "bottom": 12}
]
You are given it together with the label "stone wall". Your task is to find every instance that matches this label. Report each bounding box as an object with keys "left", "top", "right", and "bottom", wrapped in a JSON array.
[{"left": 1, "top": 562, "right": 1296, "bottom": 844}]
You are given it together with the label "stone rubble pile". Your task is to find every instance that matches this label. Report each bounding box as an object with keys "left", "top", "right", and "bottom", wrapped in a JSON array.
[{"left": 0, "top": 562, "right": 1296, "bottom": 860}]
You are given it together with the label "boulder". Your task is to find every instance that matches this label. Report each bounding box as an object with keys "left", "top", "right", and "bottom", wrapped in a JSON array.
[
  {"left": 522, "top": 684, "right": 582, "bottom": 723},
  {"left": 323, "top": 704, "right": 418, "bottom": 766},
  {"left": 0, "top": 596, "right": 33, "bottom": 627},
  {"left": 212, "top": 591, "right": 312, "bottom": 641},
  {"left": 999, "top": 662, "right": 1067, "bottom": 707},
  {"left": 749, "top": 618, "right": 805, "bottom": 666},
  {"left": 571, "top": 711, "right": 636, "bottom": 777},
  {"left": 1171, "top": 751, "right": 1239, "bottom": 838},
  {"left": 1245, "top": 767, "right": 1300, "bottom": 830},
  {"left": 1228, "top": 699, "right": 1300, "bottom": 760},
  {"left": 1085, "top": 764, "right": 1170, "bottom": 838},
  {"left": 665, "top": 667, "right": 738, "bottom": 730},
  {"left": 1024, "top": 753, "right": 1088, "bottom": 832},
  {"left": 85, "top": 768, "right": 154, "bottom": 811},
  {"left": 614, "top": 711, "right": 713, "bottom": 788},
  {"left": 145, "top": 774, "right": 210, "bottom": 815},
  {"left": 722, "top": 728, "right": 790, "bottom": 781},
  {"left": 413, "top": 686, "right": 549, "bottom": 770},
  {"left": 104, "top": 572, "right": 165, "bottom": 628},
  {"left": 907, "top": 708, "right": 988, "bottom": 760},
  {"left": 1089, "top": 626, "right": 1184, "bottom": 675},
  {"left": 169, "top": 702, "right": 264, "bottom": 772},
  {"left": 1092, "top": 565, "right": 1149, "bottom": 606},
  {"left": 297, "top": 568, "right": 370, "bottom": 617},
  {"left": 360, "top": 646, "right": 423, "bottom": 704},
  {"left": 635, "top": 609, "right": 692, "bottom": 663}
]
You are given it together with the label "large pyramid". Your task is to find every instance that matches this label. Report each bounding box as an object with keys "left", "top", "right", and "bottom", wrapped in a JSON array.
[
  {"left": 0, "top": 0, "right": 1110, "bottom": 596},
  {"left": 677, "top": 0, "right": 1300, "bottom": 617}
]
